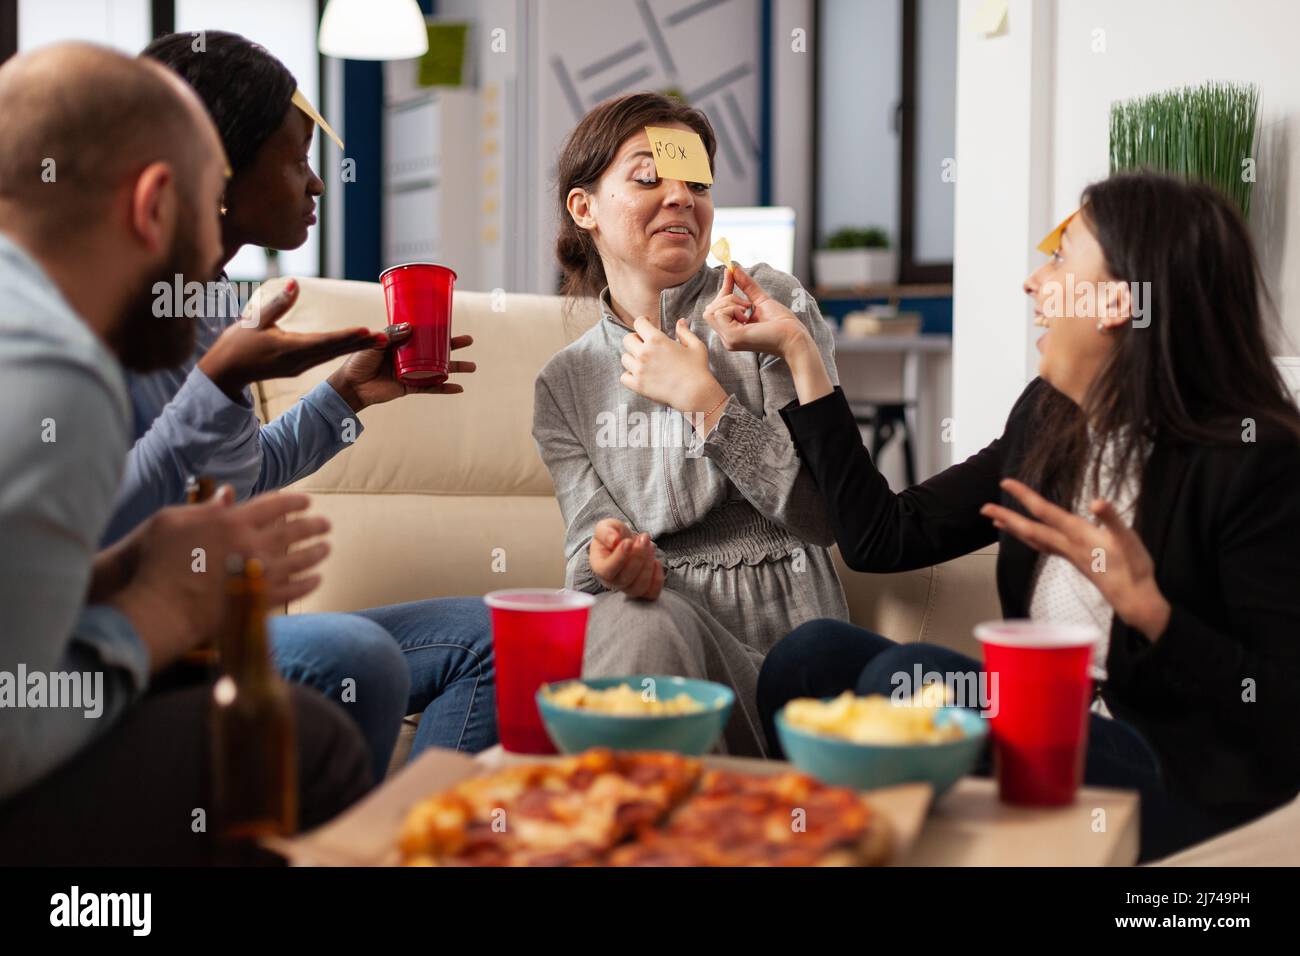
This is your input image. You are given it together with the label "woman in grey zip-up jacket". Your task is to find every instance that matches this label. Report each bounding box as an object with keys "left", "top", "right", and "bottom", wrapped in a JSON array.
[{"left": 532, "top": 93, "right": 849, "bottom": 756}]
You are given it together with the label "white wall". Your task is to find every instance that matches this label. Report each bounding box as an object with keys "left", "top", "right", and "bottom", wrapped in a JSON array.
[
  {"left": 17, "top": 0, "right": 148, "bottom": 52},
  {"left": 1052, "top": 0, "right": 1300, "bottom": 354},
  {"left": 953, "top": 0, "right": 1300, "bottom": 459},
  {"left": 951, "top": 0, "right": 1054, "bottom": 460}
]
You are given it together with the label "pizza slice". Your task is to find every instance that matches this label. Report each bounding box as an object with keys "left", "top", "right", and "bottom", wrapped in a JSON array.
[
  {"left": 610, "top": 768, "right": 892, "bottom": 867},
  {"left": 398, "top": 749, "right": 700, "bottom": 866}
]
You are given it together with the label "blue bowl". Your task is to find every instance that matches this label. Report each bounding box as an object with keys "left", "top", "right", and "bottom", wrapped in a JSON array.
[
  {"left": 775, "top": 704, "right": 988, "bottom": 798},
  {"left": 536, "top": 675, "right": 734, "bottom": 756}
]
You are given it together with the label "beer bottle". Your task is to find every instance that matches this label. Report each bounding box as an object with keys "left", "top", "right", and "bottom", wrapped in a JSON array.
[
  {"left": 211, "top": 556, "right": 298, "bottom": 864},
  {"left": 184, "top": 474, "right": 217, "bottom": 505}
]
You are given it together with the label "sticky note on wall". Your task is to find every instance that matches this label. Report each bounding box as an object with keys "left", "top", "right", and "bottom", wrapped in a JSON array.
[
  {"left": 971, "top": 0, "right": 1008, "bottom": 36},
  {"left": 644, "top": 126, "right": 713, "bottom": 185}
]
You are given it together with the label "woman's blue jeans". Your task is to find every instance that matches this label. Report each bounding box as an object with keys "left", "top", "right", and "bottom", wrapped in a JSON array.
[
  {"left": 270, "top": 596, "right": 496, "bottom": 781},
  {"left": 757, "top": 618, "right": 1263, "bottom": 862}
]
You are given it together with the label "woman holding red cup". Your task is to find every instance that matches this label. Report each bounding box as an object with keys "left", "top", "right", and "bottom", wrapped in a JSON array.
[{"left": 747, "top": 172, "right": 1300, "bottom": 863}]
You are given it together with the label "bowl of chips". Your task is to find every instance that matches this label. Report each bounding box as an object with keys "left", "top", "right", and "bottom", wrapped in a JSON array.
[
  {"left": 775, "top": 690, "right": 988, "bottom": 797},
  {"left": 537, "top": 675, "right": 734, "bottom": 755}
]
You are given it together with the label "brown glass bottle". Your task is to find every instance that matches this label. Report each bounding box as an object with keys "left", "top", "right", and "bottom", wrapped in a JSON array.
[
  {"left": 211, "top": 557, "right": 298, "bottom": 863},
  {"left": 184, "top": 475, "right": 217, "bottom": 505}
]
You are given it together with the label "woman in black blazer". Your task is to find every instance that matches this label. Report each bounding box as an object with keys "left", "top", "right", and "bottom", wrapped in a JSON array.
[{"left": 704, "top": 172, "right": 1300, "bottom": 861}]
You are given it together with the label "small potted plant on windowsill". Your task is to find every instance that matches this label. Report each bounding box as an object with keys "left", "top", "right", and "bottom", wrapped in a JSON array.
[{"left": 813, "top": 227, "right": 896, "bottom": 288}]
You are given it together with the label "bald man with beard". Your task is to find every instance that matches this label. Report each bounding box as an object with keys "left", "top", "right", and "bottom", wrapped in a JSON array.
[{"left": 0, "top": 44, "right": 371, "bottom": 864}]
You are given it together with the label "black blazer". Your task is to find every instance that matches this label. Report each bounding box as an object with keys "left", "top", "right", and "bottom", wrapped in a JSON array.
[{"left": 780, "top": 379, "right": 1300, "bottom": 814}]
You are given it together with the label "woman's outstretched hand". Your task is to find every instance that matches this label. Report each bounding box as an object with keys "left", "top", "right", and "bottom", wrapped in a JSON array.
[
  {"left": 198, "top": 278, "right": 375, "bottom": 401},
  {"left": 704, "top": 264, "right": 836, "bottom": 405},
  {"left": 588, "top": 518, "right": 665, "bottom": 601},
  {"left": 328, "top": 330, "right": 476, "bottom": 412},
  {"left": 703, "top": 264, "right": 808, "bottom": 359},
  {"left": 981, "top": 478, "right": 1172, "bottom": 642}
]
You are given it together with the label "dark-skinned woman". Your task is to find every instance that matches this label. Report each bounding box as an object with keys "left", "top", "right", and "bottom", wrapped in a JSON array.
[
  {"left": 705, "top": 171, "right": 1300, "bottom": 862},
  {"left": 102, "top": 32, "right": 495, "bottom": 780}
]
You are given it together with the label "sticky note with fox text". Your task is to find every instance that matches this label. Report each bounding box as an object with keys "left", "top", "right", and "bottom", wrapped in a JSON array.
[{"left": 644, "top": 126, "right": 713, "bottom": 185}]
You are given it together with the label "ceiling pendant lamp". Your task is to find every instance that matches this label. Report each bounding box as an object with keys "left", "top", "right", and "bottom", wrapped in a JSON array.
[{"left": 318, "top": 0, "right": 430, "bottom": 60}]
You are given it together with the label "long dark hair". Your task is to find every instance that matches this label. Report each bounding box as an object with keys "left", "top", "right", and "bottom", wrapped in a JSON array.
[
  {"left": 554, "top": 92, "right": 717, "bottom": 301},
  {"left": 141, "top": 31, "right": 297, "bottom": 176},
  {"left": 1020, "top": 171, "right": 1300, "bottom": 506}
]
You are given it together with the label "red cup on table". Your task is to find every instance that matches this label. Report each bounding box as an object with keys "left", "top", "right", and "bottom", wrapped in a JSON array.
[
  {"left": 378, "top": 262, "right": 457, "bottom": 385},
  {"left": 483, "top": 589, "right": 597, "bottom": 754},
  {"left": 974, "top": 620, "right": 1100, "bottom": 806}
]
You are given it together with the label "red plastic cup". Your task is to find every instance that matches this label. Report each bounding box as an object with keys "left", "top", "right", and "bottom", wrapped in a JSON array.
[
  {"left": 974, "top": 620, "right": 1099, "bottom": 806},
  {"left": 379, "top": 262, "right": 457, "bottom": 385},
  {"left": 484, "top": 589, "right": 597, "bottom": 754}
]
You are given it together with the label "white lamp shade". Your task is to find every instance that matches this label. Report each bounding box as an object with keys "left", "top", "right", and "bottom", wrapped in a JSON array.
[{"left": 318, "top": 0, "right": 430, "bottom": 60}]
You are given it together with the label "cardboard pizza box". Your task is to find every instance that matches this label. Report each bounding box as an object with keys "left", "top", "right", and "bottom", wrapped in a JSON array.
[{"left": 267, "top": 747, "right": 935, "bottom": 867}]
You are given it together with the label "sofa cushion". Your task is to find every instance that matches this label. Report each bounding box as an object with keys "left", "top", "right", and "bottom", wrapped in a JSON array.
[
  {"left": 1151, "top": 796, "right": 1300, "bottom": 866},
  {"left": 833, "top": 544, "right": 1001, "bottom": 658},
  {"left": 252, "top": 277, "right": 598, "bottom": 613}
]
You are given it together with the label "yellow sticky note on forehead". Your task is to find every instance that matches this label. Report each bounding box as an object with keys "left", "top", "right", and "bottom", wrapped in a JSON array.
[
  {"left": 1036, "top": 209, "right": 1079, "bottom": 255},
  {"left": 644, "top": 126, "right": 713, "bottom": 185},
  {"left": 292, "top": 88, "right": 344, "bottom": 151}
]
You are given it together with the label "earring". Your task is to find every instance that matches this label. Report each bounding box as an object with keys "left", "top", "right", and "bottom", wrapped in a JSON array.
[{"left": 1096, "top": 320, "right": 1105, "bottom": 331}]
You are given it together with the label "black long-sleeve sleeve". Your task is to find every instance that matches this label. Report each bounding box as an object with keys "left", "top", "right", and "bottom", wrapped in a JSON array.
[{"left": 778, "top": 381, "right": 1045, "bottom": 573}]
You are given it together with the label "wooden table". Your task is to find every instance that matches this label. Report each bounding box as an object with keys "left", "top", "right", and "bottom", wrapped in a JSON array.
[{"left": 904, "top": 777, "right": 1139, "bottom": 866}]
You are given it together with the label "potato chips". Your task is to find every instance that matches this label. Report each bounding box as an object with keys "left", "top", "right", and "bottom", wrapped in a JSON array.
[
  {"left": 710, "top": 237, "right": 732, "bottom": 273},
  {"left": 783, "top": 691, "right": 965, "bottom": 745}
]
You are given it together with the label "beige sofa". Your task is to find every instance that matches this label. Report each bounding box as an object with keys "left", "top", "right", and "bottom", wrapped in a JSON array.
[{"left": 255, "top": 276, "right": 1297, "bottom": 866}]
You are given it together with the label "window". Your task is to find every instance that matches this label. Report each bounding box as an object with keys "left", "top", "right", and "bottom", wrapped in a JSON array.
[
  {"left": 176, "top": 0, "right": 322, "bottom": 280},
  {"left": 815, "top": 0, "right": 956, "bottom": 285},
  {"left": 8, "top": 0, "right": 323, "bottom": 280},
  {"left": 17, "top": 0, "right": 149, "bottom": 53}
]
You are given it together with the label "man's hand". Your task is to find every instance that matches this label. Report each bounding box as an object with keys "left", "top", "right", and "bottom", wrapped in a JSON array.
[
  {"left": 109, "top": 486, "right": 332, "bottom": 672},
  {"left": 588, "top": 517, "right": 665, "bottom": 600},
  {"left": 327, "top": 331, "right": 477, "bottom": 413},
  {"left": 198, "top": 278, "right": 377, "bottom": 400},
  {"left": 85, "top": 527, "right": 146, "bottom": 605}
]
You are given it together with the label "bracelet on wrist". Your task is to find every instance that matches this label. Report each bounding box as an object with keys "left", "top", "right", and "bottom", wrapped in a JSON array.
[{"left": 700, "top": 392, "right": 729, "bottom": 424}]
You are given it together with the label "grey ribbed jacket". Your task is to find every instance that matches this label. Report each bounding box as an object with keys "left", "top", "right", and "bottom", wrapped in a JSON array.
[{"left": 532, "top": 261, "right": 849, "bottom": 649}]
